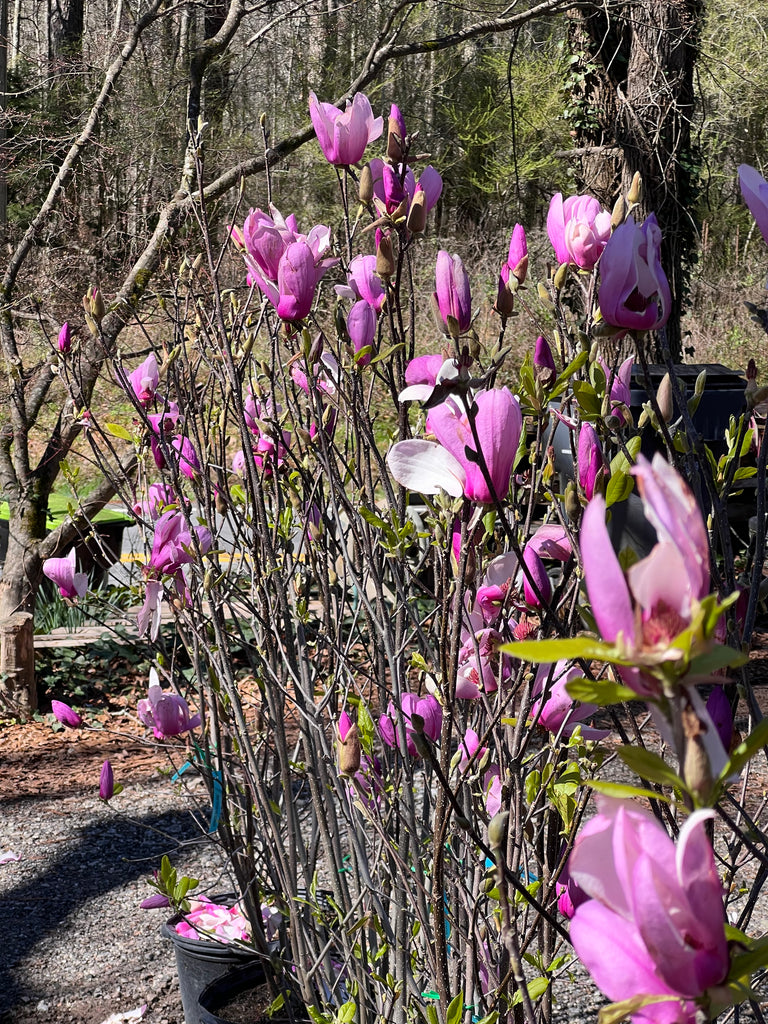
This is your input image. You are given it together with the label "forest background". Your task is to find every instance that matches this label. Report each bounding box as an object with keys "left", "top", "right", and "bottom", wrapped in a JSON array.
[{"left": 1, "top": 0, "right": 768, "bottom": 709}]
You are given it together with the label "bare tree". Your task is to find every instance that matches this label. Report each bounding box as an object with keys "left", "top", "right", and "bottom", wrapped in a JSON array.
[{"left": 0, "top": 0, "right": 571, "bottom": 714}]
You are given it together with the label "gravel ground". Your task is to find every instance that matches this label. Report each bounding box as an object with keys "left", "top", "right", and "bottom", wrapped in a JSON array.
[
  {"left": 0, "top": 776, "right": 221, "bottom": 1024},
  {"left": 4, "top": 666, "right": 768, "bottom": 1024}
]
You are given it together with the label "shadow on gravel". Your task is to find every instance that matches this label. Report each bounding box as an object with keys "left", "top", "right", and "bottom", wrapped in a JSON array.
[{"left": 0, "top": 808, "right": 195, "bottom": 1017}]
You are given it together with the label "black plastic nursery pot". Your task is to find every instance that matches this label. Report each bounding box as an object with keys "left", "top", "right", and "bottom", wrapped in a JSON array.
[
  {"left": 198, "top": 961, "right": 308, "bottom": 1024},
  {"left": 162, "top": 915, "right": 260, "bottom": 1024},
  {"left": 551, "top": 362, "right": 749, "bottom": 555}
]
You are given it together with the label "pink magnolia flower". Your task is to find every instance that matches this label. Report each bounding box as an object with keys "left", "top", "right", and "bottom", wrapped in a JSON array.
[
  {"left": 149, "top": 509, "right": 212, "bottom": 576},
  {"left": 404, "top": 353, "right": 448, "bottom": 389},
  {"left": 99, "top": 759, "right": 114, "bottom": 800},
  {"left": 43, "top": 549, "right": 87, "bottom": 600},
  {"left": 547, "top": 193, "right": 572, "bottom": 265},
  {"left": 309, "top": 90, "right": 383, "bottom": 166},
  {"left": 133, "top": 482, "right": 177, "bottom": 522},
  {"left": 140, "top": 893, "right": 171, "bottom": 910},
  {"left": 387, "top": 388, "right": 522, "bottom": 505},
  {"left": 569, "top": 798, "right": 728, "bottom": 1023},
  {"left": 51, "top": 699, "right": 82, "bottom": 728},
  {"left": 526, "top": 523, "right": 572, "bottom": 562},
  {"left": 170, "top": 436, "right": 200, "bottom": 480},
  {"left": 175, "top": 897, "right": 251, "bottom": 943},
  {"left": 456, "top": 628, "right": 512, "bottom": 700},
  {"left": 580, "top": 454, "right": 710, "bottom": 696},
  {"left": 57, "top": 322, "right": 71, "bottom": 354},
  {"left": 335, "top": 254, "right": 386, "bottom": 311},
  {"left": 738, "top": 164, "right": 768, "bottom": 247},
  {"left": 521, "top": 545, "right": 551, "bottom": 607},
  {"left": 237, "top": 207, "right": 337, "bottom": 321},
  {"left": 367, "top": 159, "right": 442, "bottom": 218},
  {"left": 458, "top": 728, "right": 502, "bottom": 813},
  {"left": 147, "top": 400, "right": 182, "bottom": 434},
  {"left": 533, "top": 336, "right": 556, "bottom": 384},
  {"left": 347, "top": 299, "right": 377, "bottom": 365},
  {"left": 530, "top": 662, "right": 609, "bottom": 740},
  {"left": 563, "top": 195, "right": 611, "bottom": 270},
  {"left": 548, "top": 192, "right": 611, "bottom": 269},
  {"left": 434, "top": 251, "right": 472, "bottom": 335},
  {"left": 600, "top": 355, "right": 634, "bottom": 425},
  {"left": 128, "top": 353, "right": 159, "bottom": 407},
  {"left": 241, "top": 205, "right": 299, "bottom": 281},
  {"left": 598, "top": 214, "right": 671, "bottom": 332},
  {"left": 507, "top": 223, "right": 528, "bottom": 283},
  {"left": 577, "top": 422, "right": 605, "bottom": 500},
  {"left": 378, "top": 692, "right": 442, "bottom": 757},
  {"left": 137, "top": 668, "right": 201, "bottom": 739}
]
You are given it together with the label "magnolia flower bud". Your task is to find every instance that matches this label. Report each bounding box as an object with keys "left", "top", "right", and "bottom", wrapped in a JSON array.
[
  {"left": 487, "top": 811, "right": 509, "bottom": 851},
  {"left": 682, "top": 704, "right": 713, "bottom": 802},
  {"left": 338, "top": 722, "right": 361, "bottom": 776},
  {"left": 51, "top": 700, "right": 83, "bottom": 728},
  {"left": 99, "top": 759, "right": 114, "bottom": 801},
  {"left": 82, "top": 286, "right": 105, "bottom": 324},
  {"left": 610, "top": 195, "right": 627, "bottom": 230},
  {"left": 656, "top": 373, "right": 674, "bottom": 423},
  {"left": 57, "top": 322, "right": 72, "bottom": 354},
  {"left": 359, "top": 164, "right": 374, "bottom": 204},
  {"left": 376, "top": 234, "right": 395, "bottom": 279},
  {"left": 553, "top": 262, "right": 569, "bottom": 291},
  {"left": 627, "top": 171, "right": 642, "bottom": 206},
  {"left": 564, "top": 481, "right": 581, "bottom": 522},
  {"left": 406, "top": 190, "right": 427, "bottom": 234}
]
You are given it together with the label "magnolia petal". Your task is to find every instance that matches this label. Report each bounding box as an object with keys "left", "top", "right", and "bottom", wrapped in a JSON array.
[
  {"left": 581, "top": 496, "right": 636, "bottom": 648},
  {"left": 386, "top": 439, "right": 465, "bottom": 497},
  {"left": 570, "top": 901, "right": 689, "bottom": 1022}
]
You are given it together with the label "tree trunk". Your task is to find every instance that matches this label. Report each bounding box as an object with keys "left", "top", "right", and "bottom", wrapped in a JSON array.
[
  {"left": 568, "top": 0, "right": 704, "bottom": 362},
  {"left": 0, "top": 511, "right": 46, "bottom": 717}
]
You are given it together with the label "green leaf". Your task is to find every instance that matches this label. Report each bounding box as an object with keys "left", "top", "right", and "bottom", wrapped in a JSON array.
[
  {"left": 616, "top": 747, "right": 686, "bottom": 790},
  {"left": 598, "top": 994, "right": 676, "bottom": 1024},
  {"left": 525, "top": 769, "right": 541, "bottom": 805},
  {"left": 337, "top": 1000, "right": 356, "bottom": 1023},
  {"left": 605, "top": 471, "right": 633, "bottom": 508},
  {"left": 572, "top": 380, "right": 601, "bottom": 417},
  {"left": 270, "top": 995, "right": 285, "bottom": 1014},
  {"left": 307, "top": 1006, "right": 327, "bottom": 1024},
  {"left": 720, "top": 717, "right": 768, "bottom": 780},
  {"left": 687, "top": 646, "right": 748, "bottom": 676},
  {"left": 609, "top": 435, "right": 641, "bottom": 475},
  {"left": 105, "top": 422, "right": 134, "bottom": 441},
  {"left": 549, "top": 351, "right": 590, "bottom": 401},
  {"left": 359, "top": 506, "right": 389, "bottom": 531},
  {"left": 565, "top": 677, "right": 639, "bottom": 706},
  {"left": 511, "top": 977, "right": 549, "bottom": 1005},
  {"left": 357, "top": 701, "right": 375, "bottom": 755},
  {"left": 369, "top": 342, "right": 404, "bottom": 366},
  {"left": 500, "top": 636, "right": 627, "bottom": 664},
  {"left": 446, "top": 993, "right": 464, "bottom": 1024},
  {"left": 727, "top": 936, "right": 768, "bottom": 982},
  {"left": 587, "top": 780, "right": 671, "bottom": 804}
]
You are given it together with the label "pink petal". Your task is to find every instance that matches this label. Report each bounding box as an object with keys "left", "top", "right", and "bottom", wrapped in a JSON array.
[{"left": 386, "top": 439, "right": 465, "bottom": 497}]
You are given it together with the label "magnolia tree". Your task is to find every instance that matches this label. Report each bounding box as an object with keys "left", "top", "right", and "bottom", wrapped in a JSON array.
[{"left": 50, "top": 95, "right": 768, "bottom": 1024}]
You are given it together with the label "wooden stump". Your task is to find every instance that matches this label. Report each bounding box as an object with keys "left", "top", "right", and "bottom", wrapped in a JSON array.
[{"left": 0, "top": 612, "right": 36, "bottom": 718}]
